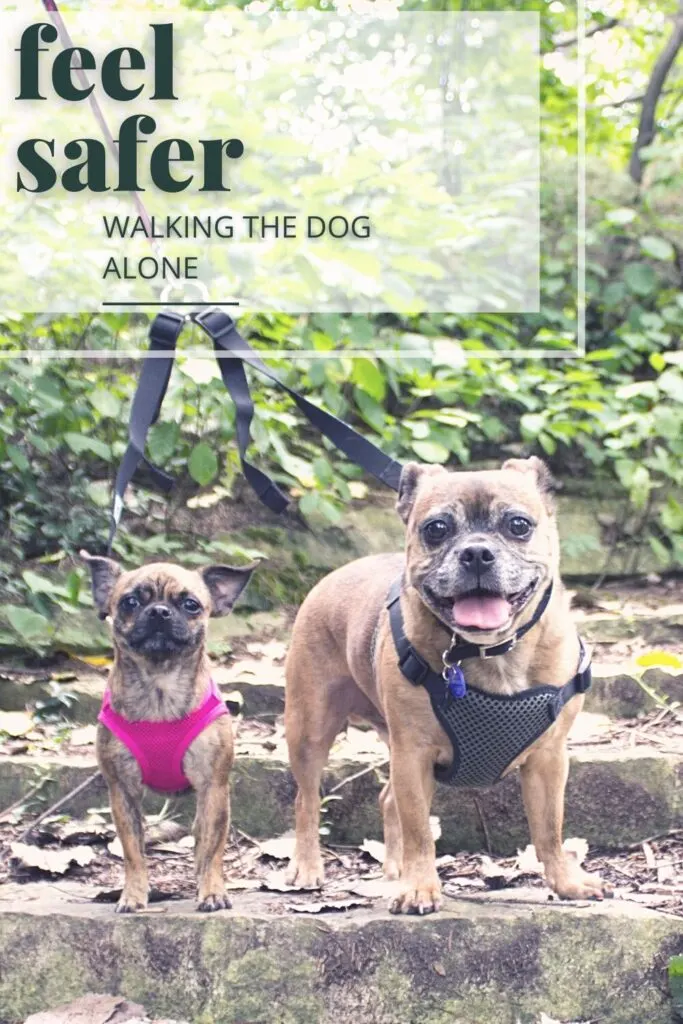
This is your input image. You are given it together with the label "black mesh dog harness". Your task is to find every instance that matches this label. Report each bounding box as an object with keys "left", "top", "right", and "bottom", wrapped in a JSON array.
[{"left": 386, "top": 579, "right": 592, "bottom": 787}]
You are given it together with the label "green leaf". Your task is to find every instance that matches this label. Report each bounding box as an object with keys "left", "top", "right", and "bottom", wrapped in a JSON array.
[
  {"left": 605, "top": 207, "right": 636, "bottom": 226},
  {"left": 411, "top": 440, "right": 449, "bottom": 464},
  {"left": 89, "top": 389, "right": 121, "bottom": 418},
  {"left": 639, "top": 235, "right": 675, "bottom": 262},
  {"left": 188, "top": 442, "right": 219, "bottom": 486},
  {"left": 6, "top": 444, "right": 29, "bottom": 472},
  {"left": 148, "top": 422, "right": 180, "bottom": 464},
  {"left": 2, "top": 605, "right": 53, "bottom": 645},
  {"left": 64, "top": 433, "right": 112, "bottom": 460},
  {"left": 623, "top": 262, "right": 657, "bottom": 297},
  {"left": 351, "top": 359, "right": 386, "bottom": 402}
]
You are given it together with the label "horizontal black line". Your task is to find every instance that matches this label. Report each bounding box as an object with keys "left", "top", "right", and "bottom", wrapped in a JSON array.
[{"left": 101, "top": 301, "right": 240, "bottom": 307}]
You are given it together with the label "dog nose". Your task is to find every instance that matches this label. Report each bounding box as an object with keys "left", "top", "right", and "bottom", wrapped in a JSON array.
[
  {"left": 459, "top": 543, "right": 496, "bottom": 571},
  {"left": 148, "top": 603, "right": 172, "bottom": 620}
]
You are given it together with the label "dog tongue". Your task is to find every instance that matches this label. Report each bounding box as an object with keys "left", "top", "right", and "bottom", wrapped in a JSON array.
[{"left": 452, "top": 595, "right": 511, "bottom": 630}]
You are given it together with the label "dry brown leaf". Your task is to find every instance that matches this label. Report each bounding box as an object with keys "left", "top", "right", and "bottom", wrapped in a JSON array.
[
  {"left": 0, "top": 711, "right": 33, "bottom": 738},
  {"left": 562, "top": 837, "right": 589, "bottom": 865},
  {"left": 69, "top": 725, "right": 97, "bottom": 747},
  {"left": 433, "top": 962, "right": 446, "bottom": 976},
  {"left": 258, "top": 833, "right": 296, "bottom": 860},
  {"left": 429, "top": 816, "right": 442, "bottom": 842},
  {"left": 360, "top": 839, "right": 385, "bottom": 864},
  {"left": 515, "top": 844, "right": 544, "bottom": 875},
  {"left": 285, "top": 897, "right": 369, "bottom": 913},
  {"left": 260, "top": 870, "right": 300, "bottom": 893},
  {"left": 349, "top": 878, "right": 400, "bottom": 899},
  {"left": 643, "top": 841, "right": 656, "bottom": 869},
  {"left": 479, "top": 855, "right": 518, "bottom": 888},
  {"left": 23, "top": 994, "right": 145, "bottom": 1024},
  {"left": 11, "top": 842, "right": 97, "bottom": 875}
]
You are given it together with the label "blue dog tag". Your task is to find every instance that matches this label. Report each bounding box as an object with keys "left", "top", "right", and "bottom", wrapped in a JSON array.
[{"left": 446, "top": 664, "right": 467, "bottom": 699}]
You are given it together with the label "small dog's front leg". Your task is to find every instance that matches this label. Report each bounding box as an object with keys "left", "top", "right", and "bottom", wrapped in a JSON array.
[
  {"left": 107, "top": 778, "right": 148, "bottom": 913},
  {"left": 520, "top": 742, "right": 609, "bottom": 900},
  {"left": 194, "top": 782, "right": 231, "bottom": 912},
  {"left": 388, "top": 745, "right": 441, "bottom": 915}
]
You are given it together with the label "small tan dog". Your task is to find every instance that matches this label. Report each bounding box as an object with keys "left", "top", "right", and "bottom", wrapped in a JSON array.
[
  {"left": 284, "top": 458, "right": 608, "bottom": 913},
  {"left": 82, "top": 553, "right": 256, "bottom": 913}
]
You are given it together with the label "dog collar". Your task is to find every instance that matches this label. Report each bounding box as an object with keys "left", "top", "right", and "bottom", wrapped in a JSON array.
[{"left": 443, "top": 581, "right": 554, "bottom": 665}]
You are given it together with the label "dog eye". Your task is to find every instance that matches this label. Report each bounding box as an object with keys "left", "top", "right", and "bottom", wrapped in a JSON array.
[
  {"left": 423, "top": 519, "right": 452, "bottom": 545},
  {"left": 507, "top": 515, "right": 533, "bottom": 538},
  {"left": 120, "top": 595, "right": 139, "bottom": 612},
  {"left": 182, "top": 597, "right": 201, "bottom": 614}
]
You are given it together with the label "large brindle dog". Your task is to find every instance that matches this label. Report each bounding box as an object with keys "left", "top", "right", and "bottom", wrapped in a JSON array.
[{"left": 284, "top": 458, "right": 608, "bottom": 913}]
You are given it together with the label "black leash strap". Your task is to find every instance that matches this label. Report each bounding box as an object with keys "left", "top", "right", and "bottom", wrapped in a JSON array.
[
  {"left": 108, "top": 311, "right": 185, "bottom": 552},
  {"left": 108, "top": 307, "right": 403, "bottom": 548},
  {"left": 194, "top": 307, "right": 403, "bottom": 493}
]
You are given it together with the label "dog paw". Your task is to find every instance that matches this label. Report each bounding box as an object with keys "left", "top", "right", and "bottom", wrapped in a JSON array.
[
  {"left": 197, "top": 892, "right": 232, "bottom": 913},
  {"left": 389, "top": 876, "right": 442, "bottom": 915},
  {"left": 549, "top": 868, "right": 612, "bottom": 901},
  {"left": 115, "top": 894, "right": 147, "bottom": 914},
  {"left": 285, "top": 859, "right": 324, "bottom": 889}
]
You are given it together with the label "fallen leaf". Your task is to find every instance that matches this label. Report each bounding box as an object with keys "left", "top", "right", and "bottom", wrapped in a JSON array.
[
  {"left": 562, "top": 837, "right": 588, "bottom": 865},
  {"left": 69, "top": 725, "right": 97, "bottom": 747},
  {"left": 260, "top": 870, "right": 300, "bottom": 893},
  {"left": 285, "top": 898, "right": 369, "bottom": 913},
  {"left": 433, "top": 962, "right": 446, "bottom": 976},
  {"left": 258, "top": 833, "right": 296, "bottom": 860},
  {"left": 515, "top": 844, "right": 544, "bottom": 875},
  {"left": 479, "top": 856, "right": 518, "bottom": 889},
  {"left": 56, "top": 819, "right": 114, "bottom": 846},
  {"left": 23, "top": 993, "right": 145, "bottom": 1024},
  {"left": 349, "top": 878, "right": 400, "bottom": 899},
  {"left": 107, "top": 838, "right": 123, "bottom": 860},
  {"left": 429, "top": 816, "right": 442, "bottom": 842},
  {"left": 10, "top": 842, "right": 97, "bottom": 875},
  {"left": 0, "top": 711, "right": 34, "bottom": 738},
  {"left": 643, "top": 841, "right": 656, "bottom": 869},
  {"left": 360, "top": 838, "right": 385, "bottom": 864}
]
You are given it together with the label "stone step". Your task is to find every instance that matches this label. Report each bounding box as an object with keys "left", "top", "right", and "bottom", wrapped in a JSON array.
[
  {"left": 1, "top": 660, "right": 680, "bottom": 722},
  {"left": 1, "top": 734, "right": 680, "bottom": 855},
  {"left": 0, "top": 883, "right": 678, "bottom": 1024}
]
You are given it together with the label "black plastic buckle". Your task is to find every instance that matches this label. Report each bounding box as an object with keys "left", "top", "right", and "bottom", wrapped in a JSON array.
[
  {"left": 148, "top": 310, "right": 185, "bottom": 349},
  {"left": 398, "top": 648, "right": 431, "bottom": 686},
  {"left": 193, "top": 307, "right": 236, "bottom": 342}
]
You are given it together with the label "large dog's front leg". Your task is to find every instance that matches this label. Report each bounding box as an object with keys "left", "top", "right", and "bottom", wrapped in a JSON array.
[
  {"left": 520, "top": 740, "right": 608, "bottom": 900},
  {"left": 388, "top": 742, "right": 441, "bottom": 914}
]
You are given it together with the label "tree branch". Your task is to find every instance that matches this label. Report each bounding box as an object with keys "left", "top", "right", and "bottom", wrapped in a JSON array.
[
  {"left": 552, "top": 18, "right": 620, "bottom": 49},
  {"left": 629, "top": 1, "right": 683, "bottom": 183}
]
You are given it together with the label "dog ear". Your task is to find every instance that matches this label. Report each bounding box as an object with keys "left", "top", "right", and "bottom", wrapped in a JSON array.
[
  {"left": 201, "top": 562, "right": 260, "bottom": 617},
  {"left": 396, "top": 462, "right": 447, "bottom": 524},
  {"left": 80, "top": 550, "right": 123, "bottom": 618},
  {"left": 502, "top": 457, "right": 556, "bottom": 503}
]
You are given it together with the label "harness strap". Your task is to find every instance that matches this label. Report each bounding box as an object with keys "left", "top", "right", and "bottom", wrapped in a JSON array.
[
  {"left": 385, "top": 578, "right": 591, "bottom": 784},
  {"left": 108, "top": 306, "right": 403, "bottom": 548}
]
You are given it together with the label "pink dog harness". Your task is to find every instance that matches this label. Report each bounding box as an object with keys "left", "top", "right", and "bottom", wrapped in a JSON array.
[{"left": 98, "top": 681, "right": 228, "bottom": 792}]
